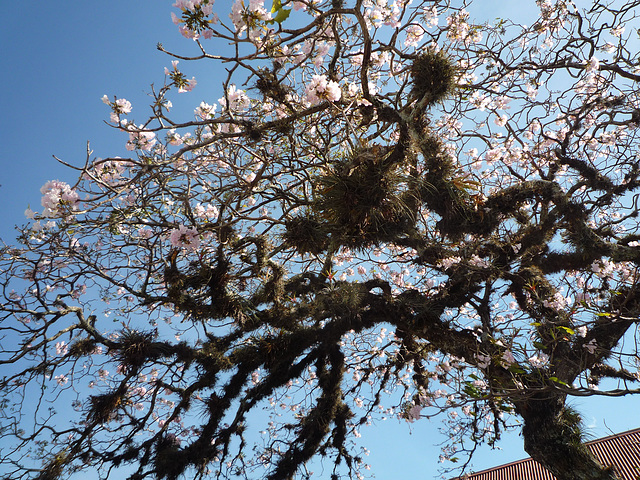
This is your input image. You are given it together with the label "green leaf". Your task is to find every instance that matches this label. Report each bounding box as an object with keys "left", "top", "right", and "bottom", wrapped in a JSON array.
[
  {"left": 549, "top": 376, "right": 568, "bottom": 386},
  {"left": 557, "top": 326, "right": 575, "bottom": 335},
  {"left": 463, "top": 383, "right": 482, "bottom": 398},
  {"left": 267, "top": 0, "right": 291, "bottom": 24},
  {"left": 271, "top": 7, "right": 291, "bottom": 24}
]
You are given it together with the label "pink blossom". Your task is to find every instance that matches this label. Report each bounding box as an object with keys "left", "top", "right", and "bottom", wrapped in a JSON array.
[
  {"left": 195, "top": 101, "right": 217, "bottom": 120},
  {"left": 528, "top": 353, "right": 549, "bottom": 368},
  {"left": 126, "top": 127, "right": 157, "bottom": 151},
  {"left": 423, "top": 6, "right": 438, "bottom": 27},
  {"left": 218, "top": 85, "right": 250, "bottom": 111},
  {"left": 476, "top": 354, "right": 491, "bottom": 369},
  {"left": 229, "top": 0, "right": 271, "bottom": 37},
  {"left": 94, "top": 159, "right": 127, "bottom": 184},
  {"left": 167, "top": 129, "right": 184, "bottom": 146},
  {"left": 193, "top": 203, "right": 219, "bottom": 220},
  {"left": 72, "top": 284, "right": 87, "bottom": 299},
  {"left": 114, "top": 98, "right": 132, "bottom": 114},
  {"left": 437, "top": 256, "right": 461, "bottom": 270},
  {"left": 24, "top": 207, "right": 36, "bottom": 219},
  {"left": 40, "top": 180, "right": 80, "bottom": 217},
  {"left": 55, "top": 341, "right": 68, "bottom": 356},
  {"left": 405, "top": 404, "right": 423, "bottom": 422},
  {"left": 304, "top": 75, "right": 341, "bottom": 105},
  {"left": 586, "top": 56, "right": 600, "bottom": 72},
  {"left": 178, "top": 77, "right": 197, "bottom": 93},
  {"left": 494, "top": 114, "right": 508, "bottom": 127},
  {"left": 169, "top": 225, "right": 201, "bottom": 251},
  {"left": 501, "top": 350, "right": 516, "bottom": 366},
  {"left": 405, "top": 25, "right": 424, "bottom": 47}
]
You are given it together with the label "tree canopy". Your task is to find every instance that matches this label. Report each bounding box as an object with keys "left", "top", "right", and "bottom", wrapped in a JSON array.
[{"left": 1, "top": 1, "right": 640, "bottom": 479}]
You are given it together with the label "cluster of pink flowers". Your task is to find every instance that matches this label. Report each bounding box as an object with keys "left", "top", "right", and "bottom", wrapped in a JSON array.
[
  {"left": 193, "top": 203, "right": 219, "bottom": 221},
  {"left": 171, "top": 0, "right": 218, "bottom": 39},
  {"left": 93, "top": 158, "right": 127, "bottom": 184},
  {"left": 437, "top": 256, "right": 462, "bottom": 270},
  {"left": 446, "top": 10, "right": 481, "bottom": 44},
  {"left": 40, "top": 180, "right": 80, "bottom": 218},
  {"left": 102, "top": 95, "right": 133, "bottom": 123},
  {"left": 55, "top": 341, "right": 68, "bottom": 356},
  {"left": 173, "top": 0, "right": 213, "bottom": 11},
  {"left": 169, "top": 225, "right": 201, "bottom": 251},
  {"left": 528, "top": 352, "right": 549, "bottom": 368},
  {"left": 229, "top": 0, "right": 271, "bottom": 41},
  {"left": 219, "top": 85, "right": 250, "bottom": 112},
  {"left": 164, "top": 61, "right": 197, "bottom": 92},
  {"left": 125, "top": 126, "right": 157, "bottom": 152},
  {"left": 304, "top": 75, "right": 341, "bottom": 105},
  {"left": 404, "top": 24, "right": 425, "bottom": 47},
  {"left": 195, "top": 101, "right": 217, "bottom": 120}
]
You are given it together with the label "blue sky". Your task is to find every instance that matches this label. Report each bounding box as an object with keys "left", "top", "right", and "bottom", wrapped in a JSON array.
[{"left": 1, "top": 2, "right": 639, "bottom": 479}]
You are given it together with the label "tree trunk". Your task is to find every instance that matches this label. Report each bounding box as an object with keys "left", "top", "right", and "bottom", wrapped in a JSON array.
[{"left": 517, "top": 397, "right": 621, "bottom": 480}]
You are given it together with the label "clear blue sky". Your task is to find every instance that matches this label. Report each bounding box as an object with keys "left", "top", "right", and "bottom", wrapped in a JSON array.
[{"left": 1, "top": 2, "right": 638, "bottom": 479}]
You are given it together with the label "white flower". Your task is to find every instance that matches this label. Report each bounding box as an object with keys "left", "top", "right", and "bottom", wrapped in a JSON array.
[
  {"left": 24, "top": 207, "right": 36, "bottom": 219},
  {"left": 610, "top": 26, "right": 625, "bottom": 37},
  {"left": 437, "top": 256, "right": 462, "bottom": 270},
  {"left": 494, "top": 114, "right": 508, "bottom": 127},
  {"left": 405, "top": 25, "right": 424, "bottom": 47},
  {"left": 586, "top": 56, "right": 600, "bottom": 72},
  {"left": 528, "top": 352, "right": 549, "bottom": 368},
  {"left": 304, "top": 75, "right": 341, "bottom": 105}
]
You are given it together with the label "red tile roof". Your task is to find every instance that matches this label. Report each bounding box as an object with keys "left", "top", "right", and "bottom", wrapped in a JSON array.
[{"left": 458, "top": 428, "right": 640, "bottom": 480}]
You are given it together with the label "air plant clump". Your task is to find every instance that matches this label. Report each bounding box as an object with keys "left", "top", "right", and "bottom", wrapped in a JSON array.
[
  {"left": 410, "top": 49, "right": 458, "bottom": 107},
  {"left": 414, "top": 132, "right": 492, "bottom": 238},
  {"left": 68, "top": 338, "right": 98, "bottom": 357},
  {"left": 416, "top": 133, "right": 458, "bottom": 210},
  {"left": 255, "top": 68, "right": 289, "bottom": 104},
  {"left": 114, "top": 329, "right": 159, "bottom": 372},
  {"left": 313, "top": 145, "right": 416, "bottom": 249},
  {"left": 87, "top": 388, "right": 128, "bottom": 424},
  {"left": 283, "top": 215, "right": 330, "bottom": 255},
  {"left": 37, "top": 451, "right": 68, "bottom": 480}
]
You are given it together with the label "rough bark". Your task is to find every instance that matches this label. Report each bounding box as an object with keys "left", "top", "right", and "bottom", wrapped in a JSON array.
[{"left": 518, "top": 396, "right": 621, "bottom": 480}]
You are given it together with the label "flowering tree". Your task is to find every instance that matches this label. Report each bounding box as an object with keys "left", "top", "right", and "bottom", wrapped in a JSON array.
[{"left": 2, "top": 1, "right": 640, "bottom": 479}]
